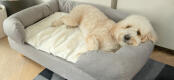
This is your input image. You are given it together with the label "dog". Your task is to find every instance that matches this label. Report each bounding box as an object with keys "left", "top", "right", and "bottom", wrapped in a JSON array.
[{"left": 52, "top": 4, "right": 157, "bottom": 52}]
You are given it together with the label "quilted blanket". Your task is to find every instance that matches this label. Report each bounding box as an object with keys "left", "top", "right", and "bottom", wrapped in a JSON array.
[{"left": 25, "top": 12, "right": 88, "bottom": 63}]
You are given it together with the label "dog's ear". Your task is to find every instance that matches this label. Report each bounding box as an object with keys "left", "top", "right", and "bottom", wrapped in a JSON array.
[{"left": 142, "top": 31, "right": 157, "bottom": 43}]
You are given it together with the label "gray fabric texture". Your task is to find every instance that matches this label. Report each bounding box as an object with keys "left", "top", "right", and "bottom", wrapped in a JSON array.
[
  {"left": 4, "top": 0, "right": 154, "bottom": 80},
  {"left": 3, "top": 0, "right": 59, "bottom": 44},
  {"left": 34, "top": 59, "right": 167, "bottom": 80},
  {"left": 76, "top": 41, "right": 153, "bottom": 80},
  {"left": 3, "top": 18, "right": 25, "bottom": 44}
]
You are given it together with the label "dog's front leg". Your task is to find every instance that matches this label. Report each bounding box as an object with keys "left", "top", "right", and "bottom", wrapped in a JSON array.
[{"left": 86, "top": 35, "right": 99, "bottom": 51}]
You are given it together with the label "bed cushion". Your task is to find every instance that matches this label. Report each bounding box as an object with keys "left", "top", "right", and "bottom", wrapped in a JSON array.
[{"left": 25, "top": 12, "right": 88, "bottom": 63}]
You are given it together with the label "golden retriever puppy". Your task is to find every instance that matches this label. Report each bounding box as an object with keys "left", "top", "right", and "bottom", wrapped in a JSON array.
[{"left": 52, "top": 4, "right": 157, "bottom": 52}]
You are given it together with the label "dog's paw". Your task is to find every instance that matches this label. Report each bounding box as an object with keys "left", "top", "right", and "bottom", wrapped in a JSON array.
[
  {"left": 51, "top": 20, "right": 63, "bottom": 27},
  {"left": 66, "top": 25, "right": 72, "bottom": 29},
  {"left": 66, "top": 25, "right": 78, "bottom": 29},
  {"left": 51, "top": 22, "right": 57, "bottom": 27}
]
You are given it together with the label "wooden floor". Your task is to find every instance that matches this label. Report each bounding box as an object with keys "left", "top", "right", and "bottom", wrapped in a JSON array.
[
  {"left": 0, "top": 37, "right": 174, "bottom": 80},
  {"left": 151, "top": 47, "right": 174, "bottom": 66},
  {"left": 0, "top": 38, "right": 45, "bottom": 80}
]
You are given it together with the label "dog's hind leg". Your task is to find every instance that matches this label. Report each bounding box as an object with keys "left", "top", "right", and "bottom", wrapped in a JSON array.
[{"left": 86, "top": 35, "right": 99, "bottom": 51}]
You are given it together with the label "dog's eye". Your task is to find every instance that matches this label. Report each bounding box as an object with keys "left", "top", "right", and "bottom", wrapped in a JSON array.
[
  {"left": 126, "top": 25, "right": 131, "bottom": 28},
  {"left": 137, "top": 30, "right": 141, "bottom": 35}
]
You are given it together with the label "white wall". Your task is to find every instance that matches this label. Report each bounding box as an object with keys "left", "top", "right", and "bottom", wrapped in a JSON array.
[
  {"left": 117, "top": 0, "right": 174, "bottom": 50},
  {"left": 0, "top": 5, "right": 7, "bottom": 39}
]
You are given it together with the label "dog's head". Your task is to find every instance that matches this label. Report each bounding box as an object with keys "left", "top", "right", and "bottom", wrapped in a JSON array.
[{"left": 111, "top": 15, "right": 157, "bottom": 46}]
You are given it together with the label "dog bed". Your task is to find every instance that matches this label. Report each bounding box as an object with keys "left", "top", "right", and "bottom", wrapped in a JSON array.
[
  {"left": 25, "top": 12, "right": 88, "bottom": 63},
  {"left": 35, "top": 59, "right": 174, "bottom": 80},
  {"left": 3, "top": 0, "right": 154, "bottom": 80}
]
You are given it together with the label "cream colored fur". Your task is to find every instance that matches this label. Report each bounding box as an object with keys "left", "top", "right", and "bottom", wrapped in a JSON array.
[
  {"left": 114, "top": 15, "right": 157, "bottom": 46},
  {"left": 52, "top": 5, "right": 157, "bottom": 52}
]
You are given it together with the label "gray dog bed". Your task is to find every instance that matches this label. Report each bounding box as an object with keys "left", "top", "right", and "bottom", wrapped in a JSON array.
[
  {"left": 34, "top": 59, "right": 174, "bottom": 80},
  {"left": 3, "top": 0, "right": 154, "bottom": 80}
]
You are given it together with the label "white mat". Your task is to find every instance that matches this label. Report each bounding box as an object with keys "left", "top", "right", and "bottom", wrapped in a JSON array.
[{"left": 25, "top": 12, "right": 88, "bottom": 63}]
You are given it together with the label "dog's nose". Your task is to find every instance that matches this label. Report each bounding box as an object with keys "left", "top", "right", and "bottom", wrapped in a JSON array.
[{"left": 124, "top": 34, "right": 131, "bottom": 41}]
